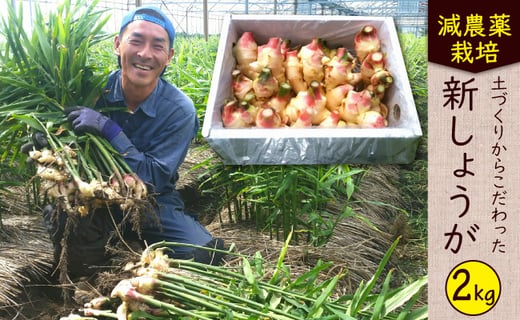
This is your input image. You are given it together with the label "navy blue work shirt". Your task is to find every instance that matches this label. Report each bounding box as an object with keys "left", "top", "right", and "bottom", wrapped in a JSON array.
[{"left": 95, "top": 70, "right": 199, "bottom": 205}]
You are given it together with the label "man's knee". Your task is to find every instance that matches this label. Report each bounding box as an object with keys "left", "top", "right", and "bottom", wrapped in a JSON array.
[
  {"left": 192, "top": 238, "right": 226, "bottom": 265},
  {"left": 143, "top": 210, "right": 225, "bottom": 265},
  {"left": 41, "top": 204, "right": 114, "bottom": 278}
]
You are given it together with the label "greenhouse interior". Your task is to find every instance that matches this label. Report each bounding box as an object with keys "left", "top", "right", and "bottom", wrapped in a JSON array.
[{"left": 6, "top": 0, "right": 427, "bottom": 36}]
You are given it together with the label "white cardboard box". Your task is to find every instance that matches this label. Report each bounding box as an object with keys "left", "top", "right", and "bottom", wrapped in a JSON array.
[{"left": 202, "top": 14, "right": 422, "bottom": 165}]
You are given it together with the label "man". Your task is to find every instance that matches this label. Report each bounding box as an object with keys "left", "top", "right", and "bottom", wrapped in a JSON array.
[{"left": 59, "top": 6, "right": 224, "bottom": 275}]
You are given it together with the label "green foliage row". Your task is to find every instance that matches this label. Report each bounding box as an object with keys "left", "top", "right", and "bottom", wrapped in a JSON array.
[{"left": 196, "top": 161, "right": 364, "bottom": 246}]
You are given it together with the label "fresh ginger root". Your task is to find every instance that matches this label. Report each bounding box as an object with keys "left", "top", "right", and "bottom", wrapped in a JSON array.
[{"left": 223, "top": 27, "right": 393, "bottom": 129}]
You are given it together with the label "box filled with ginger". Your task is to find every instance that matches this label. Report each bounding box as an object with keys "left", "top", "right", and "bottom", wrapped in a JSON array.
[{"left": 202, "top": 14, "right": 422, "bottom": 165}]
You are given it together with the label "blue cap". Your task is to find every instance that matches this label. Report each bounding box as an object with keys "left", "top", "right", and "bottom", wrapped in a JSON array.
[{"left": 120, "top": 6, "right": 175, "bottom": 48}]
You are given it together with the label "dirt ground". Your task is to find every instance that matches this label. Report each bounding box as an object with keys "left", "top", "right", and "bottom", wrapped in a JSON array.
[{"left": 0, "top": 148, "right": 427, "bottom": 319}]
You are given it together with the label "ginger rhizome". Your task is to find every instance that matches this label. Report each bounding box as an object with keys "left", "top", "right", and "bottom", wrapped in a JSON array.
[
  {"left": 223, "top": 24, "right": 393, "bottom": 129},
  {"left": 30, "top": 143, "right": 149, "bottom": 217}
]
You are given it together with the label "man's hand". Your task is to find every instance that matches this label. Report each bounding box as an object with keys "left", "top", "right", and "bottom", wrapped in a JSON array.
[
  {"left": 64, "top": 106, "right": 122, "bottom": 140},
  {"left": 64, "top": 106, "right": 109, "bottom": 136}
]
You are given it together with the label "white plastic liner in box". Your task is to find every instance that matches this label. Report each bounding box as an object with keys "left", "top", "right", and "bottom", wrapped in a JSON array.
[{"left": 202, "top": 15, "right": 422, "bottom": 165}]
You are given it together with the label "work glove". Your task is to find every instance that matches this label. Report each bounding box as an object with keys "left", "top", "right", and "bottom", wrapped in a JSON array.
[
  {"left": 20, "top": 131, "right": 50, "bottom": 154},
  {"left": 64, "top": 106, "right": 122, "bottom": 141}
]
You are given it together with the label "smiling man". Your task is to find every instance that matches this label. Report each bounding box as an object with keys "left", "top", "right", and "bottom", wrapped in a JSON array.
[
  {"left": 114, "top": 8, "right": 174, "bottom": 110},
  {"left": 60, "top": 6, "right": 224, "bottom": 273}
]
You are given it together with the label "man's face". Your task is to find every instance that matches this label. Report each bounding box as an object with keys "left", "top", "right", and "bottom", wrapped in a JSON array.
[{"left": 115, "top": 20, "right": 174, "bottom": 90}]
